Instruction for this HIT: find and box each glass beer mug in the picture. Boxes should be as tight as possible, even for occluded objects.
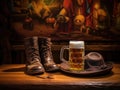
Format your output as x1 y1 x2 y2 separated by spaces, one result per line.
60 41 85 71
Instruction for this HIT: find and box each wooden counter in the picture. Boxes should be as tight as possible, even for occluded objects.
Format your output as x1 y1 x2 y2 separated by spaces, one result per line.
0 64 120 90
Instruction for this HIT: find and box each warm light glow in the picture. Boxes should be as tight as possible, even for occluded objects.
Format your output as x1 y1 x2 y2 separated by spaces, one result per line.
97 9 107 16
94 3 100 10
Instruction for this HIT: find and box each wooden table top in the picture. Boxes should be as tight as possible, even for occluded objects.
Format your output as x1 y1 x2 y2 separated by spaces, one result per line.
0 64 120 90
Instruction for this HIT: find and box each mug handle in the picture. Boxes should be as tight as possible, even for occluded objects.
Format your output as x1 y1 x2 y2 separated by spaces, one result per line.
60 45 69 63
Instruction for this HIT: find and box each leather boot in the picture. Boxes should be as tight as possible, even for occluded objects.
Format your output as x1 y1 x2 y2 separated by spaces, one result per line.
24 36 44 75
39 37 59 72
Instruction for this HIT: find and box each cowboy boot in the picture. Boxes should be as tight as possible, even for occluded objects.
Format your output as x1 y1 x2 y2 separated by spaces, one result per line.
24 36 44 75
39 37 59 72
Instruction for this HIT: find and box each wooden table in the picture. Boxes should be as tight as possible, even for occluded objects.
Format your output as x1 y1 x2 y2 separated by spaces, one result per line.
0 64 120 90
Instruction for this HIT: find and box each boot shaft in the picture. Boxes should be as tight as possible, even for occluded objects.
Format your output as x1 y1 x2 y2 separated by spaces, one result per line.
24 36 39 48
38 37 51 47
24 36 41 63
38 37 53 63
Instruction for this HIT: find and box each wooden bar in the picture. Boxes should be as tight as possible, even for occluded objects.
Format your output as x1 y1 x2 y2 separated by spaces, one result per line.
0 64 120 90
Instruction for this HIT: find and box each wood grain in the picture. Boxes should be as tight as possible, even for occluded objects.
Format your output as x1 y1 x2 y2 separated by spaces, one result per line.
0 64 120 90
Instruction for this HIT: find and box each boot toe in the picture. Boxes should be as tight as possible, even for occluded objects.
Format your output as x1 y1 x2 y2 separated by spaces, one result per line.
26 66 44 75
45 64 59 72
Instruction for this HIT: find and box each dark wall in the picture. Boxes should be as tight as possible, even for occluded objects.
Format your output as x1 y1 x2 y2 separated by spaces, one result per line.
0 0 120 64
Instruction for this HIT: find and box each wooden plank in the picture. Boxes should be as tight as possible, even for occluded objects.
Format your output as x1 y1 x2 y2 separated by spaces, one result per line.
0 64 120 90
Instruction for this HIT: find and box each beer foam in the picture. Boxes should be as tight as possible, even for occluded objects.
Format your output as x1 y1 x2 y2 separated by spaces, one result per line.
69 41 84 48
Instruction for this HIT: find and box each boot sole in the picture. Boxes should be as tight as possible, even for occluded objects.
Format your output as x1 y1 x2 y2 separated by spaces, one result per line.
45 67 60 72
25 68 44 75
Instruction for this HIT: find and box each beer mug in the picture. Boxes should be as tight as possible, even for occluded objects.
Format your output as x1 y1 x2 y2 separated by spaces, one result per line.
60 41 85 71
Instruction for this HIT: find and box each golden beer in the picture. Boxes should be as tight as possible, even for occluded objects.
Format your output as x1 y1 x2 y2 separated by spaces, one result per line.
69 41 85 71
